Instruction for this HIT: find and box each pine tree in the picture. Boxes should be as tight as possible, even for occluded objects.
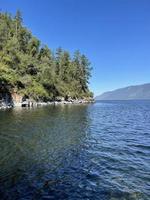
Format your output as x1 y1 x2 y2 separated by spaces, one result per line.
0 11 93 101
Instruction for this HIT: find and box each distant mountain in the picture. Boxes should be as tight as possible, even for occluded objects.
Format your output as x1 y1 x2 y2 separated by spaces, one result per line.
95 83 150 100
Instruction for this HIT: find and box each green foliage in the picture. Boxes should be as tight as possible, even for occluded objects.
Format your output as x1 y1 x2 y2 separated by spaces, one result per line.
0 11 93 101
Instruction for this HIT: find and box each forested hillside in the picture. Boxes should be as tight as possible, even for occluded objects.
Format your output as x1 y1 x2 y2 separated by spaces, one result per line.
0 11 93 102
95 83 150 100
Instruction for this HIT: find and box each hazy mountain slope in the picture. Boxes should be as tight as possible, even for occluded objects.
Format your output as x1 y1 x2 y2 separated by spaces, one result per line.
95 83 150 100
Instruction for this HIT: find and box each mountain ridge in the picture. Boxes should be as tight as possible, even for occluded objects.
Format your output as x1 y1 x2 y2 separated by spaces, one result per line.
95 83 150 100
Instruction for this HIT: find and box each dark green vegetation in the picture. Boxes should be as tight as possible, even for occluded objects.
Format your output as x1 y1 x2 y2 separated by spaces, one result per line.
0 11 93 101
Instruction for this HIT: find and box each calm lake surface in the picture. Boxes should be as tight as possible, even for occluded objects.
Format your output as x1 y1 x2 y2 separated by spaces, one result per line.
0 101 150 200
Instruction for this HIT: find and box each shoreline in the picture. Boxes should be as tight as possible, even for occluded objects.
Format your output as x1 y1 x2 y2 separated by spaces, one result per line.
0 99 95 109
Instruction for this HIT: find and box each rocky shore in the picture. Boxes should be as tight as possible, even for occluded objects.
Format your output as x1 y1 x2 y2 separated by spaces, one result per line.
0 98 94 109
0 87 94 109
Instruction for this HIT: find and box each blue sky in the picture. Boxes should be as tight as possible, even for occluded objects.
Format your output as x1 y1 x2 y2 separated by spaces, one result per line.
1 0 150 96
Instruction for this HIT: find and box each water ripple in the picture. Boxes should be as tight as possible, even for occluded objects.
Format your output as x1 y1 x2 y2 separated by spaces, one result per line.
0 101 150 199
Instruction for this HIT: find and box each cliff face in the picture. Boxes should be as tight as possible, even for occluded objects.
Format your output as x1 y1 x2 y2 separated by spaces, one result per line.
0 84 23 107
11 92 23 107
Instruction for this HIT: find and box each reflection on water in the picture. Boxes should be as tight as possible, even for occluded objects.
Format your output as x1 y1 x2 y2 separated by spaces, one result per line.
0 101 150 200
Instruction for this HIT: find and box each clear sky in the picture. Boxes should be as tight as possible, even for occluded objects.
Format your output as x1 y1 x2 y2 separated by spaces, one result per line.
1 0 150 96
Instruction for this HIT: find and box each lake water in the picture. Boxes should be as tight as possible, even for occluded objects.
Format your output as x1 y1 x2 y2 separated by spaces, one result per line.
0 101 150 200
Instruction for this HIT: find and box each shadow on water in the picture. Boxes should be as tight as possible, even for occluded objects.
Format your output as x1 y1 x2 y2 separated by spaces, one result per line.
0 105 92 199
